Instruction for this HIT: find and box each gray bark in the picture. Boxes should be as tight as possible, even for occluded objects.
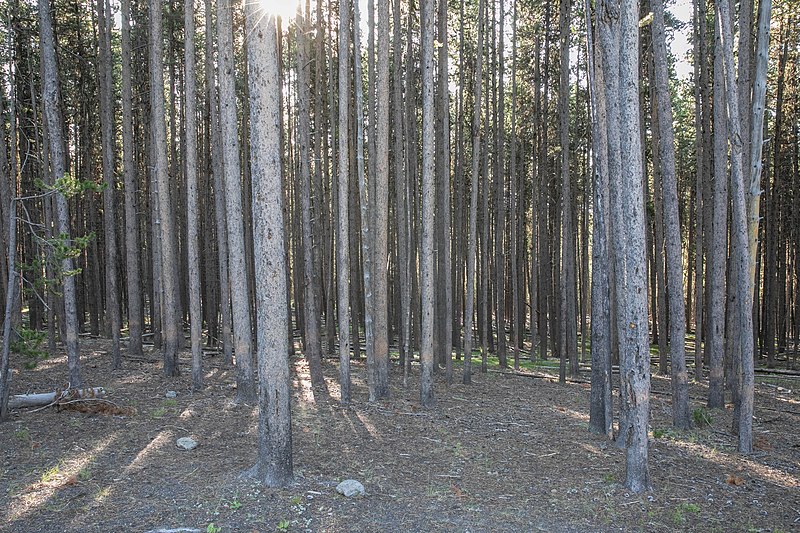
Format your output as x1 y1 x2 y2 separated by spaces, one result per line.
373 0 391 397
96 0 121 370
245 8 293 487
150 0 180 377
218 0 255 403
39 0 82 387
464 0 485 385
185 0 203 390
617 0 651 493
419 0 435 406
708 8 728 409
587 0 612 439
651 0 689 429
337 0 352 404
558 0 577 381
716 0 755 454
296 4 324 389
121 0 143 358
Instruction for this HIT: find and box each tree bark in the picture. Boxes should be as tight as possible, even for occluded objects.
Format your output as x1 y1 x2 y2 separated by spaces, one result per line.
245 7 293 487
651 0 689 429
337 0 353 404
120 0 143 359
419 0 435 407
185 0 203 390
218 0 255 402
296 3 324 389
716 0 755 454
39 0 82 387
149 0 180 377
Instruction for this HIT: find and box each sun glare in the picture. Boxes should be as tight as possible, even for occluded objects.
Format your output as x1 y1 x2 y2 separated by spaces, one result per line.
254 0 301 23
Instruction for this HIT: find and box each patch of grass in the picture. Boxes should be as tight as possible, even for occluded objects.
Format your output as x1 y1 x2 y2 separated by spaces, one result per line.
653 428 666 439
290 495 303 506
602 472 615 484
14 427 30 441
41 462 62 483
163 398 178 408
206 524 221 533
151 407 167 419
78 466 92 481
673 502 700 524
692 407 712 427
276 519 290 531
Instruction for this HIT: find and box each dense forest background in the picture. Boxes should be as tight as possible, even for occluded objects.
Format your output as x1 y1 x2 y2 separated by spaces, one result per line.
0 0 798 504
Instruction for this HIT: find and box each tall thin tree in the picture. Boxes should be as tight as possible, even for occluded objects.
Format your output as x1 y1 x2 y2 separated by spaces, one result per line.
245 5 293 487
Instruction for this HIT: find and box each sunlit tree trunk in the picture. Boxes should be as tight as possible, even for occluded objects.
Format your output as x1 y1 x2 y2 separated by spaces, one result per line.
245 6 293 487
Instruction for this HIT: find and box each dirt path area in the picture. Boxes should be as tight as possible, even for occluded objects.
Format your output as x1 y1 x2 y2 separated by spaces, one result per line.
1 340 798 532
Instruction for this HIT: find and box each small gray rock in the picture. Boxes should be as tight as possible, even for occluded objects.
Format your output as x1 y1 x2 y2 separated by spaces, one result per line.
335 479 365 498
176 437 198 451
165 391 178 398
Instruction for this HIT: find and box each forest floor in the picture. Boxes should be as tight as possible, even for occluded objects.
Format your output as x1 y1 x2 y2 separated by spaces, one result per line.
1 337 799 533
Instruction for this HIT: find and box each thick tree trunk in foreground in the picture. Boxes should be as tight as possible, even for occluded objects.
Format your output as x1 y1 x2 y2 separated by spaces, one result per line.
337 0 352 404
246 7 293 487
587 0 612 439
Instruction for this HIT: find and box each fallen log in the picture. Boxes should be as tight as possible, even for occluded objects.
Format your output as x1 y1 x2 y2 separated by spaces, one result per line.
8 387 106 410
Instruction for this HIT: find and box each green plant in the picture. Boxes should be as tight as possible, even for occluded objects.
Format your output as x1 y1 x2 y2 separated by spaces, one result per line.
692 407 712 427
41 463 62 483
673 502 700 524
151 407 167 419
78 466 92 481
229 497 242 511
290 495 303 506
678 502 700 514
163 398 178 408
277 519 290 531
653 428 666 439
206 524 221 533
10 327 48 369
602 472 615 484
14 427 30 441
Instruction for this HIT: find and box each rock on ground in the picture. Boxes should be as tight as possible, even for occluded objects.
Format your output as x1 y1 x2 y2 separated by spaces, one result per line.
336 479 365 497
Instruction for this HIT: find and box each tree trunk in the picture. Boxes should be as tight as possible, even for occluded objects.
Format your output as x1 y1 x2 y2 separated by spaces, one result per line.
39 0 82 387
120 0 143 358
708 14 728 409
651 0 689 429
185 0 203 390
463 0 485 385
716 0 755 454
96 0 121 370
296 4 324 389
218 0 255 403
337 0 353 404
419 0 435 407
150 0 180 377
245 7 293 487
587 0 612 439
